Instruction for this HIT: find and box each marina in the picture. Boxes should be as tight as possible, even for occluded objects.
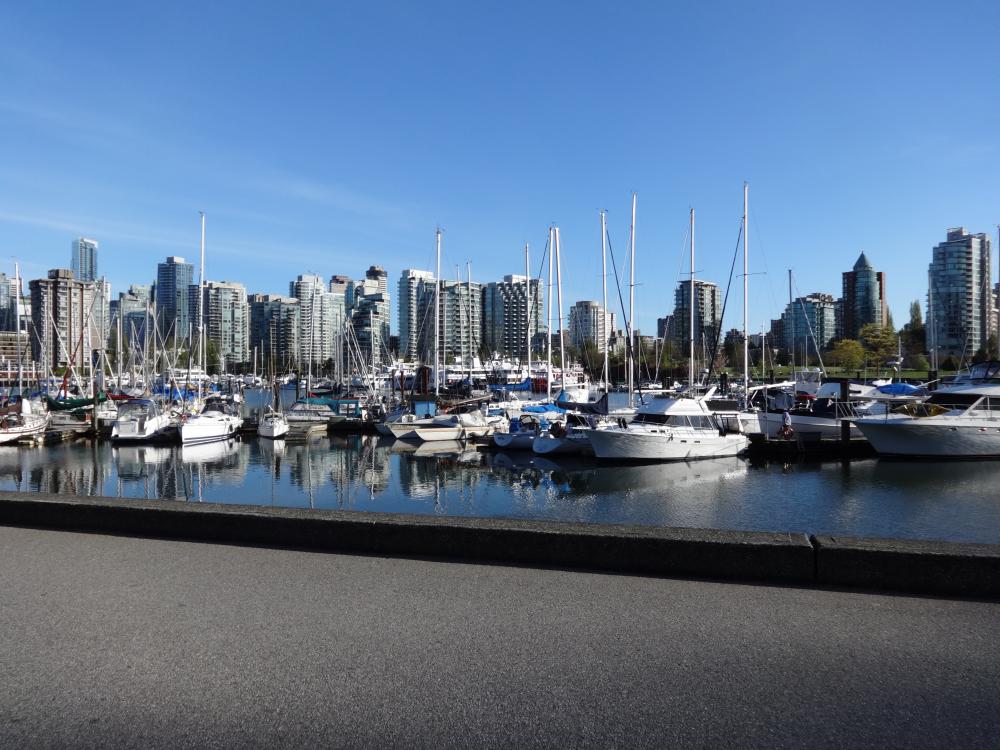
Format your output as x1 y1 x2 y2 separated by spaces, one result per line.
3 434 1000 544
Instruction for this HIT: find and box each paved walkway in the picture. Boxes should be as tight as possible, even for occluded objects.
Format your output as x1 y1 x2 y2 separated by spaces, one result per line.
1 524 998 748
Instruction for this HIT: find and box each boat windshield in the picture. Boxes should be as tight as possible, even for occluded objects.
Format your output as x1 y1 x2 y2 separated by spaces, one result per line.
634 413 716 429
892 392 981 418
118 400 156 419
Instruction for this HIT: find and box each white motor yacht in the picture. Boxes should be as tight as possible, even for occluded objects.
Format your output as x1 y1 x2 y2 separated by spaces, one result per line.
180 397 243 446
584 392 748 461
111 399 175 443
855 364 1000 457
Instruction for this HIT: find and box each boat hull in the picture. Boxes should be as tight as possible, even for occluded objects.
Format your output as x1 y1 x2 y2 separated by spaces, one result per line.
492 432 536 451
111 415 175 443
532 434 593 456
259 418 289 440
855 418 1000 458
180 416 242 446
586 427 748 461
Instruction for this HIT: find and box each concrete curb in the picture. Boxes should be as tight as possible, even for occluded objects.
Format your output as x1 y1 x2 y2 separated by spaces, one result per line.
0 491 812 584
812 534 1000 598
1 491 998 597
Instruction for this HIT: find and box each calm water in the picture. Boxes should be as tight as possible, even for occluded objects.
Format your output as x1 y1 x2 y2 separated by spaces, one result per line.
2 435 999 544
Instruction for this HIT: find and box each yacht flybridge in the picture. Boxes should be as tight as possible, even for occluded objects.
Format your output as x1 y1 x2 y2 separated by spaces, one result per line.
855 361 1000 458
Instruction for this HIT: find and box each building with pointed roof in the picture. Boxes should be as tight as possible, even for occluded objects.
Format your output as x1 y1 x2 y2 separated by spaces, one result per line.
841 251 887 340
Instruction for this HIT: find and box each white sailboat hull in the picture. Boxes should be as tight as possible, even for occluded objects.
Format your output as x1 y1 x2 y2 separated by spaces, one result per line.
532 433 593 456
258 416 289 439
492 432 536 451
180 415 242 445
0 414 49 444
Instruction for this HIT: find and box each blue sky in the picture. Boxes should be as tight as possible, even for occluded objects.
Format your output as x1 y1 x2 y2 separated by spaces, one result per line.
2 1 998 336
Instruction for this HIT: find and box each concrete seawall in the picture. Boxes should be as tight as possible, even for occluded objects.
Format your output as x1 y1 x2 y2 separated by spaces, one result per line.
0 491 997 598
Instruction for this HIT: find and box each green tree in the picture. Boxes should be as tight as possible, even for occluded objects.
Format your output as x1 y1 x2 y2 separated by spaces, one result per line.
828 339 865 371
859 323 897 374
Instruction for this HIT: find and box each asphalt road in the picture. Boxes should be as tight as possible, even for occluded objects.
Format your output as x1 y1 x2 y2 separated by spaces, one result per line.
1 525 998 749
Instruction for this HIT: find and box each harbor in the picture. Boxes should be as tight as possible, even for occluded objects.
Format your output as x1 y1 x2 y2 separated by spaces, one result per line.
4 432 1000 544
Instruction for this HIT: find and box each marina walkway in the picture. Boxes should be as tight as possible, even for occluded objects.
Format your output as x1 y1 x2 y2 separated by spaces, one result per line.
1 524 998 748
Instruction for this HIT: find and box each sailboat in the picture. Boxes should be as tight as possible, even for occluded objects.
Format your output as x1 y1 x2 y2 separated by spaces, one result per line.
0 399 49 445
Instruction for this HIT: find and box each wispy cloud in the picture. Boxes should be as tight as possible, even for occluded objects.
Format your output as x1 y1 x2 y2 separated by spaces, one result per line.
253 174 413 226
0 210 191 251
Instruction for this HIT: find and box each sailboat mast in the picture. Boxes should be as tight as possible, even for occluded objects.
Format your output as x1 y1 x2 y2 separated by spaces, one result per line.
14 262 22 397
555 227 565 392
628 193 636 398
600 210 609 392
198 211 206 391
743 182 749 394
524 243 530 378
434 228 441 398
788 269 794 375
546 227 553 401
467 260 472 383
689 208 695 389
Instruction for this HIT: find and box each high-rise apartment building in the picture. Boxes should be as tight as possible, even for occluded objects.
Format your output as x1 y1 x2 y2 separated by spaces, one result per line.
418 279 483 365
568 300 616 353
29 269 104 369
249 294 300 370
290 274 340 368
0 272 20 332
156 256 194 341
928 227 994 360
351 266 391 365
398 269 434 361
782 293 837 357
483 275 543 359
190 281 249 368
71 237 99 282
841 252 888 339
669 280 723 351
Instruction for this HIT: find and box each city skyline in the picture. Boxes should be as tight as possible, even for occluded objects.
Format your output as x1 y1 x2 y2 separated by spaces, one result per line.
2 3 997 337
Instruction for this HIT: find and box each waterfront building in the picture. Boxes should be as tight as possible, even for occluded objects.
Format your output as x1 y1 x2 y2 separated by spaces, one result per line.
482 275 543 360
841 252 888 339
351 266 391 366
418 279 483 366
398 269 434 361
0 272 20 332
290 274 340 369
155 256 194 343
110 284 152 351
656 316 671 340
329 275 351 296
928 227 994 360
568 300 616 354
781 293 837 357
0 330 32 371
70 237 99 283
29 269 105 369
668 280 723 351
190 281 250 369
249 294 300 370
